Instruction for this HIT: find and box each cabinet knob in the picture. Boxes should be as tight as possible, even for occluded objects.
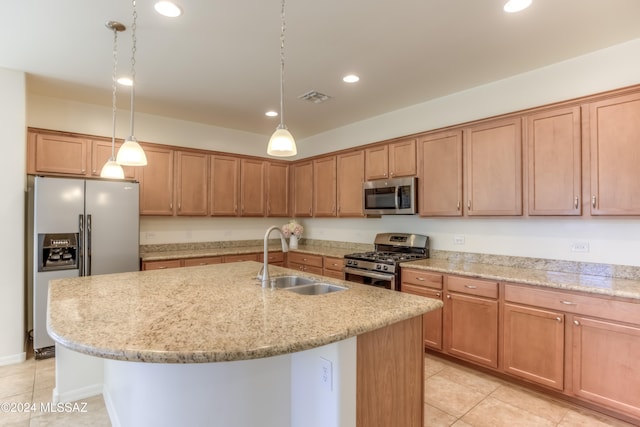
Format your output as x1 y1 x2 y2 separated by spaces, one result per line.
574 320 580 326
574 196 579 209
457 200 461 211
436 292 441 298
446 294 451 299
591 195 596 209
556 317 562 322
467 200 471 210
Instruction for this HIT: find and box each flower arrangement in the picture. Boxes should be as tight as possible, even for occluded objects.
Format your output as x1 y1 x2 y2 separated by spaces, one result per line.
281 220 303 238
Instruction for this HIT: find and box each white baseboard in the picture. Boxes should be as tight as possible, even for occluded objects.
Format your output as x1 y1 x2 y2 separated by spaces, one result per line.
53 383 103 404
0 351 26 366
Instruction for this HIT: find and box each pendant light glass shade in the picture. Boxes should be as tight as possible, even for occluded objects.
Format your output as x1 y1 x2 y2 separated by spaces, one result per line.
116 136 147 165
100 21 126 179
267 126 297 157
267 0 297 157
100 159 125 179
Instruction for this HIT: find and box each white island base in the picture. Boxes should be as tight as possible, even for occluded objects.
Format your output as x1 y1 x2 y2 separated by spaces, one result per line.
102 338 356 427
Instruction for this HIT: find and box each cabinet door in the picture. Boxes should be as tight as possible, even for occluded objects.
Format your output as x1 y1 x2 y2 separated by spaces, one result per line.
418 130 463 216
240 159 265 216
503 304 564 390
465 118 522 216
313 156 337 217
589 93 640 215
444 292 498 368
210 155 239 216
528 106 582 215
175 151 208 216
364 145 389 180
402 284 443 350
291 161 313 217
388 138 416 177
337 150 365 217
33 133 89 176
91 140 137 179
572 316 640 418
139 146 174 215
266 162 289 217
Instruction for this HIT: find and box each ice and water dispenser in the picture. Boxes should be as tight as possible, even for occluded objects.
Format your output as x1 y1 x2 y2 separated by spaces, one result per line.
38 233 79 272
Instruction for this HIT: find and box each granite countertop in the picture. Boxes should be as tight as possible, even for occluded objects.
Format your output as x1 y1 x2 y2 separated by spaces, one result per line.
402 258 640 301
47 261 441 364
140 243 361 262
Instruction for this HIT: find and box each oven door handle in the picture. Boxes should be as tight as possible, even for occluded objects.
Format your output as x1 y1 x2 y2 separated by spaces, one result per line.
344 266 395 281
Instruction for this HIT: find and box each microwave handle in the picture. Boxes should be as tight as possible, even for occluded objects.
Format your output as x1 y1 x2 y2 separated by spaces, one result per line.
395 186 400 211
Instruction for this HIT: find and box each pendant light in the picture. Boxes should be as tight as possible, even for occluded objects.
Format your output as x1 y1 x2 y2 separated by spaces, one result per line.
100 21 126 179
116 0 148 166
267 0 297 157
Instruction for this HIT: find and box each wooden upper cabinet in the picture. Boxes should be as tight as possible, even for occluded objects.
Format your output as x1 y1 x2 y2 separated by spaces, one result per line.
139 145 174 215
266 162 289 217
313 155 337 217
175 151 208 216
589 93 640 215
30 133 89 176
365 139 417 180
418 130 463 216
291 161 313 217
210 155 240 216
240 159 265 216
91 140 136 179
465 117 523 216
527 106 582 216
337 150 365 217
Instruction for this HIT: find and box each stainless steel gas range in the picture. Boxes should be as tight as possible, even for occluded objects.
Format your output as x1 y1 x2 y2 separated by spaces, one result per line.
343 233 429 291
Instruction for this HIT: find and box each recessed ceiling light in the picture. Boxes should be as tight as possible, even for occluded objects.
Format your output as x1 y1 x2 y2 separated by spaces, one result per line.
343 74 360 83
154 1 183 18
265 111 278 117
117 77 133 86
503 0 532 13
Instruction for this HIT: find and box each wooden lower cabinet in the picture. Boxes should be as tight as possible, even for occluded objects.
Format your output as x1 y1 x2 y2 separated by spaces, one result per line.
141 259 182 270
572 315 640 418
258 251 285 267
287 251 324 275
323 256 344 279
224 253 260 263
401 269 444 350
182 256 223 267
444 276 499 369
503 303 564 390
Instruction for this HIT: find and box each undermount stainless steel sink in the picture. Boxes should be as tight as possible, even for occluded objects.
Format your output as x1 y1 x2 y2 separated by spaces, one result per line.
284 282 348 296
269 275 315 288
266 275 348 295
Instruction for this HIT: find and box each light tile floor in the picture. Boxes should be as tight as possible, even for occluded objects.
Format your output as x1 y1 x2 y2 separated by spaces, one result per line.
0 352 636 426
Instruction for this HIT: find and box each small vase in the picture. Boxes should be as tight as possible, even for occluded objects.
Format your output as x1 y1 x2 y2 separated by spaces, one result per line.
289 234 299 249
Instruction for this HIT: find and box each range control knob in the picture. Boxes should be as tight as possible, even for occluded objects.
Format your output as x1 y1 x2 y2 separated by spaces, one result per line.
383 265 389 271
376 265 382 270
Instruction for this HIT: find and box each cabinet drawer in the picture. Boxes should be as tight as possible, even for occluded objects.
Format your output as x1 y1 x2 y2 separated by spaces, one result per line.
142 259 182 270
287 252 323 268
505 284 640 325
323 256 345 272
224 253 259 263
323 269 344 280
447 276 498 299
401 269 443 290
258 251 285 263
288 262 323 275
183 256 223 267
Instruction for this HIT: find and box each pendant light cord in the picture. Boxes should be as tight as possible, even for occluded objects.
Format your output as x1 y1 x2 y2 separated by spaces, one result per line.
111 27 119 160
279 0 286 130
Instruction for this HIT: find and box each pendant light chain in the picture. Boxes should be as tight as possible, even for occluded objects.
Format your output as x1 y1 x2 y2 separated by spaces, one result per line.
111 27 119 160
129 0 137 138
279 0 286 130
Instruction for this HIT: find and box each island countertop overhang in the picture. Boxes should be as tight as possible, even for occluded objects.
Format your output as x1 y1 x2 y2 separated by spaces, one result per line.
47 261 441 364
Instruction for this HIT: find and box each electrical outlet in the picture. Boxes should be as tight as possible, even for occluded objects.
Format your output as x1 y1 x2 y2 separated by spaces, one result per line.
320 357 333 391
145 232 156 241
571 242 590 253
453 235 465 245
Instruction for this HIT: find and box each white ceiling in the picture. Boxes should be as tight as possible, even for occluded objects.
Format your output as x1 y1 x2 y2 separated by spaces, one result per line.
3 0 640 139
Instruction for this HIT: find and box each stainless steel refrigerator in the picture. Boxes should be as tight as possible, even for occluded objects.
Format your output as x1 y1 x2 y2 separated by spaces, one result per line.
27 176 140 358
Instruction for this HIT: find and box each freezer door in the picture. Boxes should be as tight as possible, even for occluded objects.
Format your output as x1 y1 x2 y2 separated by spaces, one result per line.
34 176 84 233
85 180 140 275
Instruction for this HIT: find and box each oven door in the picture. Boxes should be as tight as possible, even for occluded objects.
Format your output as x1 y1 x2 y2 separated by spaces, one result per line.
344 266 396 291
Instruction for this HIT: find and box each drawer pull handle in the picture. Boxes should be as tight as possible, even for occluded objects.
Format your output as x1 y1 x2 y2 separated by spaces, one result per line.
560 300 576 305
574 320 580 326
574 196 579 209
436 292 441 297
591 195 596 209
417 277 425 281
556 317 562 322
457 200 461 211
158 266 167 269
465 285 477 289
446 294 451 299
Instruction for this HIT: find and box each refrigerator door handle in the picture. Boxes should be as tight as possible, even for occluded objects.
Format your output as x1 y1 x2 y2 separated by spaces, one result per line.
87 214 92 276
78 214 85 276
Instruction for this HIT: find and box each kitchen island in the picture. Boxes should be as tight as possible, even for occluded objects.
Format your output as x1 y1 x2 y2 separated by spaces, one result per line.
47 261 441 427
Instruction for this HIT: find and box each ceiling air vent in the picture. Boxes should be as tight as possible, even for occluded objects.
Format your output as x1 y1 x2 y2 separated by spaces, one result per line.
298 90 331 104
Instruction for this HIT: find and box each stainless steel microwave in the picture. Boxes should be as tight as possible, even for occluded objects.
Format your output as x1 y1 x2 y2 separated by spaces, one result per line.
363 177 417 215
